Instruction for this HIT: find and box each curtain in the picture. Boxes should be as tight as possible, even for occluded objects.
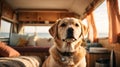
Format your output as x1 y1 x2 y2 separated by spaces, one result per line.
106 0 120 43
18 23 24 34
12 23 18 33
86 13 98 42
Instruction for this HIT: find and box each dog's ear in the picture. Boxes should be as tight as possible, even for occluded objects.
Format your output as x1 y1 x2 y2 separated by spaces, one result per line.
49 19 61 38
82 24 88 36
80 21 88 36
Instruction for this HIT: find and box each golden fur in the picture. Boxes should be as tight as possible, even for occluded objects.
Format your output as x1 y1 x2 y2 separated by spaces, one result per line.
42 18 87 67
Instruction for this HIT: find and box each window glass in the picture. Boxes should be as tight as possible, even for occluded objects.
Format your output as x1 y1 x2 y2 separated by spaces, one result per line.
93 1 109 38
24 26 52 38
0 20 11 38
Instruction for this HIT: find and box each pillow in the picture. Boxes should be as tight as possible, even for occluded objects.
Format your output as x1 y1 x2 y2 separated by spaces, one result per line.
10 33 28 46
17 38 28 47
0 42 20 57
27 35 38 46
36 38 53 47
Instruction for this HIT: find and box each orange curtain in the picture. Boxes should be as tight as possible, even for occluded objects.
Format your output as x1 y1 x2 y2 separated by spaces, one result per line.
86 13 97 42
106 0 120 43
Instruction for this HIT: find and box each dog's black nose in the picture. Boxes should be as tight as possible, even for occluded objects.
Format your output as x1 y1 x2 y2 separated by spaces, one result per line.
67 27 74 38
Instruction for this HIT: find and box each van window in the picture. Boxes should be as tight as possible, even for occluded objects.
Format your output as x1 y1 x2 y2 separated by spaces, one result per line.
93 1 109 38
24 26 52 38
0 20 11 38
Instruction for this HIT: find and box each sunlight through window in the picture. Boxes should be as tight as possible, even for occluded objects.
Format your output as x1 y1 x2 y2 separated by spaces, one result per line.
93 1 109 38
24 26 52 38
0 20 11 38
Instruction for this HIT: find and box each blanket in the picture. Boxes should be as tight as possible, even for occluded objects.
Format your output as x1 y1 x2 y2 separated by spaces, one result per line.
0 56 41 67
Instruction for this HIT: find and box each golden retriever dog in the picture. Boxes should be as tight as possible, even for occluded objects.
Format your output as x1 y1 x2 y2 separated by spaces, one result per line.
42 17 87 67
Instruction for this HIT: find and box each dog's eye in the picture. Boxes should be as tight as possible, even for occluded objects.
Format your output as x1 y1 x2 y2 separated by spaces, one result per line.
60 23 66 27
75 23 79 27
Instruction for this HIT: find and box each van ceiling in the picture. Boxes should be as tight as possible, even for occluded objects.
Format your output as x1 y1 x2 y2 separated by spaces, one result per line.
5 0 104 19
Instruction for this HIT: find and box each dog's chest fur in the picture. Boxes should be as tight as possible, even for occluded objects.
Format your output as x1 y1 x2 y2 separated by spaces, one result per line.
50 46 86 67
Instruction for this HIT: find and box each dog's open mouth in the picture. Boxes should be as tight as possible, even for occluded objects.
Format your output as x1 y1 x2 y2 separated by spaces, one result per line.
62 38 77 43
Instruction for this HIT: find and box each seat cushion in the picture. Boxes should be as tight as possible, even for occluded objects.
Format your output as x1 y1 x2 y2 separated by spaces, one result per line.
0 42 20 57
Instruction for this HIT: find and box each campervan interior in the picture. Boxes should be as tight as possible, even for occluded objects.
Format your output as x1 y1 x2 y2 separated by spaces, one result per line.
0 0 120 67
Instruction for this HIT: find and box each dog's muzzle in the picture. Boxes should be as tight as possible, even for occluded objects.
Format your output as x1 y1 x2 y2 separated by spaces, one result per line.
62 27 76 42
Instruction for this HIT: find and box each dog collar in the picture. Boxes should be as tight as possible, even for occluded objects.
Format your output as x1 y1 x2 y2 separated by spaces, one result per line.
56 48 75 57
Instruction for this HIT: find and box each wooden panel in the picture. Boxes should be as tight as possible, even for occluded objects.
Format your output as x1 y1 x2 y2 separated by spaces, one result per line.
38 12 59 21
13 47 50 62
0 2 1 30
20 52 49 62
2 1 13 19
17 11 78 22
59 13 76 19
18 12 38 21
86 53 110 67
12 13 17 22
0 0 2 16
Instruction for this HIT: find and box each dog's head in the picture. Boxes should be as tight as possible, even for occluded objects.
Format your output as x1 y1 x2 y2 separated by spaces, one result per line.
49 18 87 52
